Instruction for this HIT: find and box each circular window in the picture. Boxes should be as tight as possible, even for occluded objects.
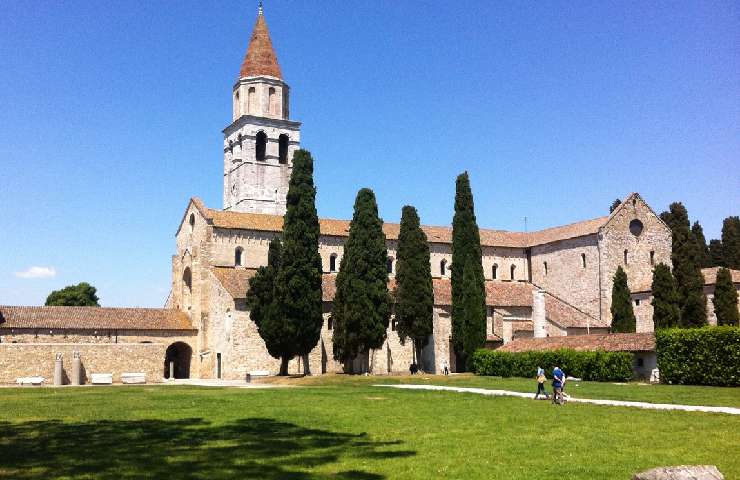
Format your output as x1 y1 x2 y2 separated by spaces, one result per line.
629 219 644 237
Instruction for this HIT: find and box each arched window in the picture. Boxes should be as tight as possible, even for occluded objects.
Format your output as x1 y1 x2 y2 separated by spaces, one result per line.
581 253 586 269
188 213 195 233
544 262 548 276
387 257 394 274
329 254 337 272
440 259 447 276
268 87 277 115
247 87 256 114
235 247 243 267
278 134 289 164
624 249 628 265
492 264 498 280
650 250 655 266
255 131 267 161
234 90 240 116
183 267 192 292
510 264 516 280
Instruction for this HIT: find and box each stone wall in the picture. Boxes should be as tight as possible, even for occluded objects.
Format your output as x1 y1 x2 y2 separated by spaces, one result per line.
599 194 672 326
530 235 600 318
0 343 169 384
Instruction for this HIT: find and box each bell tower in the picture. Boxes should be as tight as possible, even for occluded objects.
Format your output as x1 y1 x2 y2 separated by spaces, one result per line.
223 4 301 214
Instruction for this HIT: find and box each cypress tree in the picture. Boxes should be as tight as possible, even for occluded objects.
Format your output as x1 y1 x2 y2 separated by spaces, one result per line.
713 267 739 326
460 257 487 358
650 263 680 329
721 216 740 269
331 188 391 372
708 239 724 268
691 221 710 268
609 198 622 213
394 205 434 369
610 266 636 333
450 172 486 369
246 237 294 375
274 149 324 375
661 202 707 327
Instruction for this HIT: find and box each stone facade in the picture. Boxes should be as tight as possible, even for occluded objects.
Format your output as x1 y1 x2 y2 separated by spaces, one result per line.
0 343 170 384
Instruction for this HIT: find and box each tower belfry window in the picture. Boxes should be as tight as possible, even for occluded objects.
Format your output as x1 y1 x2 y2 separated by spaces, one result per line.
278 134 289 164
247 87 256 114
256 131 267 161
440 259 447 277
492 264 498 280
510 264 516 280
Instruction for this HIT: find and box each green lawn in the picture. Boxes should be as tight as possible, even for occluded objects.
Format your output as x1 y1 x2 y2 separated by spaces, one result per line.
1 381 739 479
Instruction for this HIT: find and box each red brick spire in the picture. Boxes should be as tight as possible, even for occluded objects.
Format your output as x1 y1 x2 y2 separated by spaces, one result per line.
239 4 282 79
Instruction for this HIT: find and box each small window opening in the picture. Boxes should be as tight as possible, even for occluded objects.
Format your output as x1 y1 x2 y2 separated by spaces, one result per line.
510 264 516 280
391 319 397 331
440 259 447 276
247 87 256 114
328 318 333 330
255 131 267 161
235 247 243 267
278 134 289 164
387 257 394 274
329 254 337 272
544 261 548 276
188 213 195 233
183 267 192 292
268 87 277 115
650 251 655 266
637 357 644 367
581 253 586 269
634 298 641 306
492 264 498 280
624 249 628 265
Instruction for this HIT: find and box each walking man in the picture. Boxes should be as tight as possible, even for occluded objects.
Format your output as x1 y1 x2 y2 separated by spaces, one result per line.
552 365 565 404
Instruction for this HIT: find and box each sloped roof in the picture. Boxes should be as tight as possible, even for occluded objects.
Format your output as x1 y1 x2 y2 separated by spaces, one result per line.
239 10 282 79
498 332 655 353
198 199 606 248
212 267 600 329
0 306 195 331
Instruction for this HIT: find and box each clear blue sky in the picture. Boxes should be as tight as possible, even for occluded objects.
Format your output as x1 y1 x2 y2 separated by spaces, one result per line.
1 1 738 307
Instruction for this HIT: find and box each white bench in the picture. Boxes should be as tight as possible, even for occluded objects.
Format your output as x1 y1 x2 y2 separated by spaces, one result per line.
16 376 45 386
90 373 113 385
121 373 146 384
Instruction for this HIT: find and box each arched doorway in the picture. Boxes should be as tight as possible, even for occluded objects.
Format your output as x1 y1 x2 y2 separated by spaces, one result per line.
164 342 192 379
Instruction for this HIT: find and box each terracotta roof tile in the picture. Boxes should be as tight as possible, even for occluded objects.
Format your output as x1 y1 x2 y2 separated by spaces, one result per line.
498 332 655 353
239 12 281 79
202 201 606 248
0 306 194 331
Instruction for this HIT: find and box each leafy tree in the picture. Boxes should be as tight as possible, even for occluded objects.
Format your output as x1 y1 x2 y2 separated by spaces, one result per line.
45 282 100 306
691 221 710 268
721 216 740 269
609 198 622 213
650 263 680 329
660 202 707 327
713 267 739 326
450 172 486 370
610 266 636 333
274 149 323 375
331 188 391 372
246 238 294 375
708 239 724 268
394 205 434 369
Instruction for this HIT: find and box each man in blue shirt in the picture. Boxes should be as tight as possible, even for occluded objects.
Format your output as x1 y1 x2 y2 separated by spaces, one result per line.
552 366 565 404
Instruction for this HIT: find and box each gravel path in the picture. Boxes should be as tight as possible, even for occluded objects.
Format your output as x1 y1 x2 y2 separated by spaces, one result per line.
375 384 740 415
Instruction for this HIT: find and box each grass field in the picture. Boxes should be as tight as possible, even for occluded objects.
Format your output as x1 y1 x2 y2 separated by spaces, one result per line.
1 376 739 479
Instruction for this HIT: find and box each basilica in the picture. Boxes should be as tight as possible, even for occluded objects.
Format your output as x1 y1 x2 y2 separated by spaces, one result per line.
1 8 733 384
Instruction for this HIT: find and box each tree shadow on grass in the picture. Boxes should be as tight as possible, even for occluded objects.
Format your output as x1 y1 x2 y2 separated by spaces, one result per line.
0 418 414 479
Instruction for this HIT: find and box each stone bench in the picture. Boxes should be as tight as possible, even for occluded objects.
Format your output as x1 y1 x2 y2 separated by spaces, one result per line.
90 373 113 385
16 376 45 386
246 370 270 382
121 373 146 384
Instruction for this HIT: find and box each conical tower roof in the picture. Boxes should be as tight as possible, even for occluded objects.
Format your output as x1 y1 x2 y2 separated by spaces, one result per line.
239 6 282 79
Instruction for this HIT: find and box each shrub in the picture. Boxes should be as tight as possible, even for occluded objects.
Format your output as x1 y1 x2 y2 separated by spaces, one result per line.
656 326 740 386
470 348 633 382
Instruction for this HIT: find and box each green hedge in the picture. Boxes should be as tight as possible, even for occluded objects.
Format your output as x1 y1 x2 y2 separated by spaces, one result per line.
656 326 740 386
470 348 633 382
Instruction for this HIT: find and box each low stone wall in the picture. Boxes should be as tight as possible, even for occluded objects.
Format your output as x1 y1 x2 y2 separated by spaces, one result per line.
0 343 167 385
